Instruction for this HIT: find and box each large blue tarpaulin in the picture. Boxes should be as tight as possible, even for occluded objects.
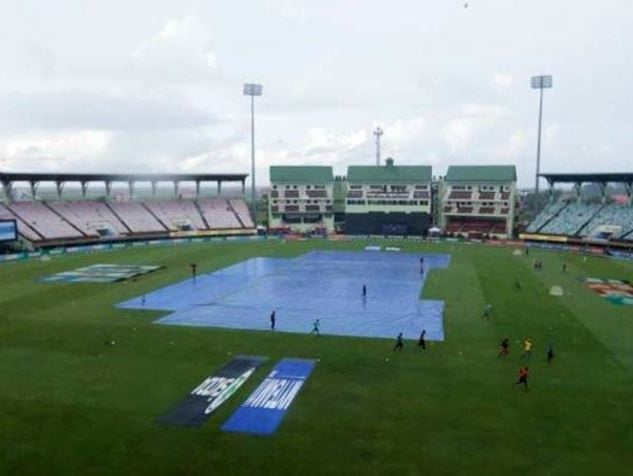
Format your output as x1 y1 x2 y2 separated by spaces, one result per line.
221 358 316 435
117 250 450 341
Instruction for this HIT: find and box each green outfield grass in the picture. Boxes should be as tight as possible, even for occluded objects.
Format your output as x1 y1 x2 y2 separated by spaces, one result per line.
1 239 632 475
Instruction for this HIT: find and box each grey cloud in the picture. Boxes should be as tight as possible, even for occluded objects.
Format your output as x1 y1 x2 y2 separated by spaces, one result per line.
0 92 216 131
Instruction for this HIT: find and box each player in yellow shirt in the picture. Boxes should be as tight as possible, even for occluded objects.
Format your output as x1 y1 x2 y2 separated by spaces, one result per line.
521 338 533 359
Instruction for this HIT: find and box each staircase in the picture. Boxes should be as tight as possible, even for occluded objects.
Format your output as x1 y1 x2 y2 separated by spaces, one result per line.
104 202 133 234
4 206 45 241
141 202 170 231
621 227 633 240
227 200 246 228
193 200 211 229
44 202 89 237
575 204 606 236
535 202 569 233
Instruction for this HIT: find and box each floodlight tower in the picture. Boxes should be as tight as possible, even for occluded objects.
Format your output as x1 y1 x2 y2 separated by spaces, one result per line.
243 83 263 218
373 127 383 166
530 75 553 195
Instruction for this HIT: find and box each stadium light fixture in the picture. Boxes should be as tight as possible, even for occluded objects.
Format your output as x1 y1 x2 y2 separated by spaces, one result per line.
243 83 263 96
531 75 553 196
243 83 263 219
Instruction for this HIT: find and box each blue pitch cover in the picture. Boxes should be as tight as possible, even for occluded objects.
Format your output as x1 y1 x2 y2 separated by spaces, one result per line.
123 251 451 341
222 358 316 435
158 355 266 427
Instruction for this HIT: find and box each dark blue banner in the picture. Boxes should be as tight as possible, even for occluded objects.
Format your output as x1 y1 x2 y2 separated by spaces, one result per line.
222 358 316 435
158 355 266 427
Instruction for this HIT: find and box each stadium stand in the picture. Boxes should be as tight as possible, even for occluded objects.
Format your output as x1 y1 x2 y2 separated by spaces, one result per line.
478 206 496 214
478 191 496 200
0 203 43 241
50 201 129 237
106 202 167 234
197 198 243 229
229 199 255 228
440 165 517 237
491 222 506 234
446 222 461 233
449 190 473 200
526 201 568 232
528 200 633 240
343 160 432 236
269 166 335 234
579 204 633 239
539 203 603 236
0 197 255 244
7 201 84 240
445 218 507 235
0 172 256 246
143 200 207 231
525 173 633 243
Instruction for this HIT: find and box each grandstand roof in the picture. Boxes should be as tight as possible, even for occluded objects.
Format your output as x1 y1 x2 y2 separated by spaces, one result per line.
347 164 432 184
269 166 334 184
445 165 517 183
0 172 247 183
540 173 633 184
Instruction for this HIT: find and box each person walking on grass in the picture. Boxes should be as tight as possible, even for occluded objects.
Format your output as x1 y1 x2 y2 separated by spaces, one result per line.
393 332 404 352
310 318 320 337
481 303 492 320
514 277 522 291
498 337 510 358
514 367 529 391
418 329 427 350
270 310 276 331
547 344 555 364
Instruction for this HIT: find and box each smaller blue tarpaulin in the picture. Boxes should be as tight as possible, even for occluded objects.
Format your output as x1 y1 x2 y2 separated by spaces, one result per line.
222 358 316 435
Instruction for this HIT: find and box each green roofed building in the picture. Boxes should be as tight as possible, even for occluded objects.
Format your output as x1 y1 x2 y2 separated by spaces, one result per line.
440 165 517 238
345 158 433 236
268 166 335 233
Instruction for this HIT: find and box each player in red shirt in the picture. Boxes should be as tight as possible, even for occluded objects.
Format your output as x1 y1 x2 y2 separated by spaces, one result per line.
514 366 529 391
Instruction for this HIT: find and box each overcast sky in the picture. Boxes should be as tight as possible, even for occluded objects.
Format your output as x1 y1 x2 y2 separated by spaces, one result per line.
0 0 631 187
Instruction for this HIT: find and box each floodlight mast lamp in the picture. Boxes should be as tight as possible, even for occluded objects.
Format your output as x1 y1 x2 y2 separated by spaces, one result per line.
531 75 553 196
243 83 263 219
